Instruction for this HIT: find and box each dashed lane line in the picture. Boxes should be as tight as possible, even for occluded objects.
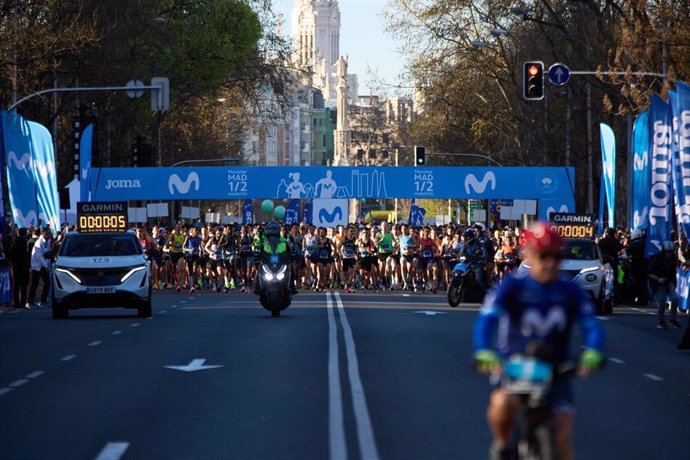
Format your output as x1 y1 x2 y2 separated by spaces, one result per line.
94 442 130 460
644 373 664 382
112 331 123 335
631 307 655 315
0 388 13 396
61 354 77 361
609 358 625 364
88 341 103 347
9 379 29 388
27 371 45 379
159 310 167 314
130 323 140 327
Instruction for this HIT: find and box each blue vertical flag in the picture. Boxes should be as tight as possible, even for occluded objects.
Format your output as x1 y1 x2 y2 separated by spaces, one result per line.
80 123 93 202
242 199 253 224
2 110 39 227
672 81 690 310
284 199 300 225
599 123 616 228
631 111 650 230
645 95 673 258
28 119 60 230
0 116 5 239
302 199 313 224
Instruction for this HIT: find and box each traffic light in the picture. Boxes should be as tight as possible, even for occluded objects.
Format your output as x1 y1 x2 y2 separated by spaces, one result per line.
415 145 426 166
523 61 544 100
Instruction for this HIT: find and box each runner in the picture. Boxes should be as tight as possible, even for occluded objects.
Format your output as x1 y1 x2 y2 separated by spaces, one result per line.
182 226 202 293
339 225 359 293
376 221 396 290
399 224 418 291
357 227 378 291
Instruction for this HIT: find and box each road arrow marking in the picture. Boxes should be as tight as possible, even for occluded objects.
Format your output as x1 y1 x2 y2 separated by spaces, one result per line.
164 359 223 372
414 311 447 316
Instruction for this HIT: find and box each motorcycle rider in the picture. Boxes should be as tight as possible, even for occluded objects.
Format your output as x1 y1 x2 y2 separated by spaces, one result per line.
256 221 296 295
460 228 488 290
473 222 605 460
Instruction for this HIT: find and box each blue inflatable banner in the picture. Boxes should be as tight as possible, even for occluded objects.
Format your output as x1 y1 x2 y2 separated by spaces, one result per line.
671 82 690 240
284 199 300 225
600 123 616 227
645 95 673 258
632 111 650 230
2 110 60 230
88 166 575 219
676 267 690 312
302 199 312 224
0 120 5 239
242 199 253 225
80 123 93 202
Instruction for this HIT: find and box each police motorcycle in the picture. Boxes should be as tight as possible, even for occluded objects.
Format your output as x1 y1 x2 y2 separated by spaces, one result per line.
255 221 293 317
447 254 486 306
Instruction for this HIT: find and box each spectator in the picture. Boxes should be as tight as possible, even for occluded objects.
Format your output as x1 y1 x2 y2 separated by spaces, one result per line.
9 228 30 309
0 240 11 306
647 241 682 330
27 227 52 309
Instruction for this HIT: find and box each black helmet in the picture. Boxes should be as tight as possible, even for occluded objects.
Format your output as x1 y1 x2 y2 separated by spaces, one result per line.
463 229 476 240
265 220 281 237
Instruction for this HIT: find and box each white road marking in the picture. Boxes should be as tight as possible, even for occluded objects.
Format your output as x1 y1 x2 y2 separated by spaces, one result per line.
94 442 130 460
9 379 29 387
26 371 45 379
609 358 625 364
88 341 102 347
130 323 140 327
187 296 194 300
112 331 123 335
61 354 77 361
402 294 411 297
414 311 447 316
595 316 610 321
326 292 347 460
644 373 664 382
334 291 381 460
0 388 13 396
170 305 178 308
631 308 654 315
159 310 167 314
146 317 154 320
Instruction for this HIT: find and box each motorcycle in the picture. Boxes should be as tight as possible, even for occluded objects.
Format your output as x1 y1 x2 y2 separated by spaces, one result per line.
257 253 292 317
447 256 486 307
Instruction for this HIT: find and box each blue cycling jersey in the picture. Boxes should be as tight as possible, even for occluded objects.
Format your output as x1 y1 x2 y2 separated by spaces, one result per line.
473 273 605 365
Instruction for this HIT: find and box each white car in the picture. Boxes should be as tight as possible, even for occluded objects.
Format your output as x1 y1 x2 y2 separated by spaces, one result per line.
517 238 615 314
51 232 151 319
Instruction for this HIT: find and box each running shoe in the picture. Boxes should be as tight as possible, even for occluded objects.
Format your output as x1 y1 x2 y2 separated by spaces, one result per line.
657 320 668 330
190 287 196 294
670 319 682 329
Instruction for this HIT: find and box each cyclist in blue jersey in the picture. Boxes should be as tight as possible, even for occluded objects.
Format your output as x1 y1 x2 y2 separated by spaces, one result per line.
473 221 605 460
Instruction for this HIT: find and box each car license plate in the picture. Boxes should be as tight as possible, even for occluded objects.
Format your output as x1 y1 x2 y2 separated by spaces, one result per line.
86 287 116 294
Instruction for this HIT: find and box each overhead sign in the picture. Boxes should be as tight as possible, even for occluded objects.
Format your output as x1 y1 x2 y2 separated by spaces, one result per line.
549 212 595 239
77 201 128 233
548 63 570 86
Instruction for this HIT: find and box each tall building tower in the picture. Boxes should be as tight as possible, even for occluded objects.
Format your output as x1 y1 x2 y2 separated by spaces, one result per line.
292 0 341 102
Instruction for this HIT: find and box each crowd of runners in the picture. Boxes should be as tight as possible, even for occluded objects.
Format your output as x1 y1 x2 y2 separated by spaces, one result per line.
132 221 522 294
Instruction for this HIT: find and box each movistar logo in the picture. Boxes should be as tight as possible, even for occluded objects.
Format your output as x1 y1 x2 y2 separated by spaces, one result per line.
105 179 142 190
546 205 568 217
633 152 648 171
521 307 566 337
169 172 200 195
33 159 55 178
318 206 343 224
633 207 648 228
7 151 31 170
464 172 496 194
12 208 38 227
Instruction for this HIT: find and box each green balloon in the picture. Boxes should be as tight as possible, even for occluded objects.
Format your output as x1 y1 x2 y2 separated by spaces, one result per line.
273 205 286 220
261 199 274 213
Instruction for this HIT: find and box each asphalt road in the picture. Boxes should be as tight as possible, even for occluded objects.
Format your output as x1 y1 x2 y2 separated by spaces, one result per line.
1 291 689 460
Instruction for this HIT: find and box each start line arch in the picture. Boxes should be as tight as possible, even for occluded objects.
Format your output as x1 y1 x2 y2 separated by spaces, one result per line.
88 166 575 220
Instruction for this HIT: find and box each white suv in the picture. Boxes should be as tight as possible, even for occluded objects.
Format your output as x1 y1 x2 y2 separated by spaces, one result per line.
51 232 151 319
518 239 614 314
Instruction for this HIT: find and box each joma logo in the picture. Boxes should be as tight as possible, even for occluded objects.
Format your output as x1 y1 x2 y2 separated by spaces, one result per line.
105 179 142 190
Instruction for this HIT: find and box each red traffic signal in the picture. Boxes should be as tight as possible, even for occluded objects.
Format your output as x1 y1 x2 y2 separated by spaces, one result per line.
523 61 544 100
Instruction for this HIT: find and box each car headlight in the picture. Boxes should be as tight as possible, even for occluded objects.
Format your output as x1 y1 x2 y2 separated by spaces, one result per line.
55 267 81 284
579 266 600 274
276 272 285 281
121 266 147 283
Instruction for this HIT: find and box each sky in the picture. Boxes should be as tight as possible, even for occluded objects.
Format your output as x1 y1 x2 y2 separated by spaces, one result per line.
272 0 409 96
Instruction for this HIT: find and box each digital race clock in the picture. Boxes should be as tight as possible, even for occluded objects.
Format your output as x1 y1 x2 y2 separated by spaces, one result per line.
77 201 128 233
549 212 596 239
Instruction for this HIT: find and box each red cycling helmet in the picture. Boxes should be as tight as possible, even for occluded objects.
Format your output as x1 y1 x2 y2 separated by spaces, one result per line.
523 221 565 254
